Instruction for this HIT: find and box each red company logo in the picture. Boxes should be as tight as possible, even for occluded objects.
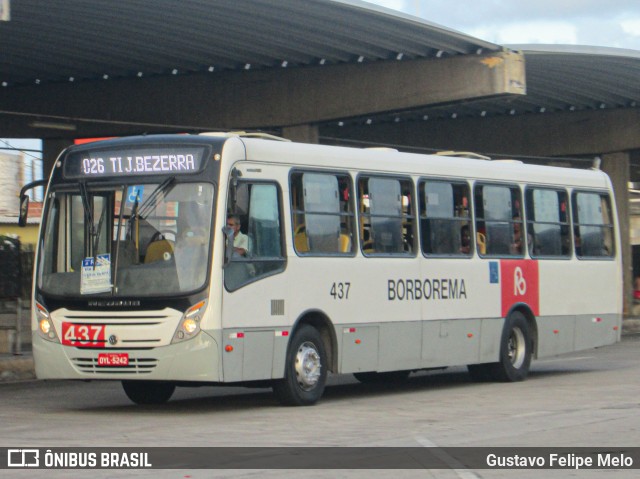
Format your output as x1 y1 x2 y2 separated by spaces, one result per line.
500 260 539 317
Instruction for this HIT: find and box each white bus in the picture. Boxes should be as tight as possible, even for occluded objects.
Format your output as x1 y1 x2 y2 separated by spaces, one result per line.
19 133 622 405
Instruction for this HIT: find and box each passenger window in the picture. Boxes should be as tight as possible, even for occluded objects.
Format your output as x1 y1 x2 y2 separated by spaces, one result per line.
525 188 570 257
358 176 415 255
475 184 524 256
225 182 285 291
572 191 615 258
290 172 355 255
419 180 471 256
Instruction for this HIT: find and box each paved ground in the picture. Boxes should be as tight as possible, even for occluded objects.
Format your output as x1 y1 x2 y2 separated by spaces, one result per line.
1 332 639 478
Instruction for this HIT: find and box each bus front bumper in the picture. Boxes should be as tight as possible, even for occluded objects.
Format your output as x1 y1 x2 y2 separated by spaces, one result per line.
32 330 221 382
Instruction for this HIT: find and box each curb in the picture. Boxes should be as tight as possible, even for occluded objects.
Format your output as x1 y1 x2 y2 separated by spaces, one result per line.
0 354 35 382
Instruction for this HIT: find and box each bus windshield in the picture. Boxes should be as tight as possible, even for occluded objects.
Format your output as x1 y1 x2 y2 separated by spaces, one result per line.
38 181 214 297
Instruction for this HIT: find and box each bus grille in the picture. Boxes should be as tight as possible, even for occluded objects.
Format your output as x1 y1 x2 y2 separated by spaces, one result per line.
71 357 158 374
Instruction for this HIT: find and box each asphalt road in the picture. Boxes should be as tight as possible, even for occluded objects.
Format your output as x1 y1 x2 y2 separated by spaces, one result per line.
2 335 639 479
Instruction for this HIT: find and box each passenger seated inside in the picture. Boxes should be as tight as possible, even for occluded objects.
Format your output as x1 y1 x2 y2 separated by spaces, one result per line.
460 224 471 254
510 216 531 255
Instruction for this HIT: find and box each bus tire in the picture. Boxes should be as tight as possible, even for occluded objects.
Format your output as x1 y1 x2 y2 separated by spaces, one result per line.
272 325 327 406
122 380 175 405
492 311 532 382
467 312 532 382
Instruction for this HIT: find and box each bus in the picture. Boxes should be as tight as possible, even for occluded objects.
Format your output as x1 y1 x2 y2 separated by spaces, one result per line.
19 132 622 405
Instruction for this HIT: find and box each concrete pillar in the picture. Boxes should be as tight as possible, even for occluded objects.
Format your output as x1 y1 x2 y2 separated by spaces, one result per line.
42 139 73 180
282 124 319 144
601 152 632 315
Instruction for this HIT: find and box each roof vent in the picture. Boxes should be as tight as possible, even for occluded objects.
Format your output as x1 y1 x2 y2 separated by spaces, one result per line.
435 151 491 160
200 131 290 142
365 147 398 152
493 159 523 164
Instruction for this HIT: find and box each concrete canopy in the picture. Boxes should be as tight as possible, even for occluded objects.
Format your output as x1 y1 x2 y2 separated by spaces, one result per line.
0 0 521 139
0 0 638 171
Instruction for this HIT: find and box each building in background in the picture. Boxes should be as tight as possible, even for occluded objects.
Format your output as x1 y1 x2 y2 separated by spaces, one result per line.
0 149 42 245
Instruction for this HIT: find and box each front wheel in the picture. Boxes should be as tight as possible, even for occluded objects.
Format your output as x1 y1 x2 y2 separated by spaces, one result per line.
273 325 327 406
122 380 175 405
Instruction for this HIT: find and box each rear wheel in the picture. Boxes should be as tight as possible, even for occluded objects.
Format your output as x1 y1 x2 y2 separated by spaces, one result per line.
493 311 532 382
122 380 175 405
273 325 327 406
467 311 532 382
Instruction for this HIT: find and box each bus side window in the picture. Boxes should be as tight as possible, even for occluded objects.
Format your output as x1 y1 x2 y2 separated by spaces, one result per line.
290 171 355 255
225 182 285 291
572 191 615 258
475 184 523 257
525 188 569 258
358 176 416 256
419 180 471 256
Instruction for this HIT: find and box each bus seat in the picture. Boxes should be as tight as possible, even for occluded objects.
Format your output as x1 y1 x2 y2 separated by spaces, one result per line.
339 233 352 253
145 240 174 263
294 224 309 252
476 232 486 255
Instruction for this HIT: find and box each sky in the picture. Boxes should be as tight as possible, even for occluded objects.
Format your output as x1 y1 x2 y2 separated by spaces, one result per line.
367 0 640 50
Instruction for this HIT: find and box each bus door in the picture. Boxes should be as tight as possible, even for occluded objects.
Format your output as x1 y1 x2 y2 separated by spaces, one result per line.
221 179 288 382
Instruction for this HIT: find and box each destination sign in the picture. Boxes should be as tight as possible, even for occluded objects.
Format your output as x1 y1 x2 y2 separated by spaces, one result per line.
63 146 209 179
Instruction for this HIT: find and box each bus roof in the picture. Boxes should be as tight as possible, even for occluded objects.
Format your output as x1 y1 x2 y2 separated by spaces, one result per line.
62 133 611 191
235 136 611 190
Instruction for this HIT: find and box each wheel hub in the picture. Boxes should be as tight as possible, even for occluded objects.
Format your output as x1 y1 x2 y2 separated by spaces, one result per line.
294 341 322 391
508 327 526 369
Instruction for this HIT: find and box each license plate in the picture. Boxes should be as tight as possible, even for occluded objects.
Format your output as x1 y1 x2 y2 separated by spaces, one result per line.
61 323 106 348
97 353 129 367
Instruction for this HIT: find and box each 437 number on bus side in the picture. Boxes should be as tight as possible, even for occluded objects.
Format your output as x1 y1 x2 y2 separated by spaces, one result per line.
330 282 351 300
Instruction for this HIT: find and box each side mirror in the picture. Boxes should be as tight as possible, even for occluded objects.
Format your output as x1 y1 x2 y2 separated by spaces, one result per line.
222 226 235 268
18 194 29 227
18 179 47 227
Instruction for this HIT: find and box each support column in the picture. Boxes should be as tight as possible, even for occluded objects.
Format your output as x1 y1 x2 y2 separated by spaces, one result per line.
601 152 632 315
282 124 319 144
42 139 73 180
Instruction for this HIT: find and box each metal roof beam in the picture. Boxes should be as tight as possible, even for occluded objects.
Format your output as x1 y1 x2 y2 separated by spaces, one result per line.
0 51 525 135
321 107 640 157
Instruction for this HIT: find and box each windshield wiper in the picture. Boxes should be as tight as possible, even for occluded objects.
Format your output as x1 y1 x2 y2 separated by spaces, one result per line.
127 190 141 264
112 185 127 293
78 182 95 238
78 182 100 269
137 176 176 220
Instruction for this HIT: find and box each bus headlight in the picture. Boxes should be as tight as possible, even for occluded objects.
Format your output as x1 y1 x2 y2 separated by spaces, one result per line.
172 300 206 344
36 301 59 343
183 318 198 334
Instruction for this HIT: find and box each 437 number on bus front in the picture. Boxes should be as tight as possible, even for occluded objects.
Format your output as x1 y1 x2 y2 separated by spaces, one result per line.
61 323 106 347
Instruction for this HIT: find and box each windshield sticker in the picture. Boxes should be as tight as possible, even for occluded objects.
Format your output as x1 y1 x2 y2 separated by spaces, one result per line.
126 185 144 206
81 254 112 294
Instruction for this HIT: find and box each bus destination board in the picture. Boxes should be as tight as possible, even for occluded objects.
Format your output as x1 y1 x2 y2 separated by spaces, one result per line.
63 146 208 179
